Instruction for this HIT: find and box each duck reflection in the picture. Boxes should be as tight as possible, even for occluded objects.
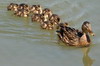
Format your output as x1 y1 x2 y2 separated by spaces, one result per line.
82 47 94 66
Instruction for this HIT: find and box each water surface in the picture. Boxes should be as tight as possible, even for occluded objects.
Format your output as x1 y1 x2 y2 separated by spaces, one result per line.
0 0 99 66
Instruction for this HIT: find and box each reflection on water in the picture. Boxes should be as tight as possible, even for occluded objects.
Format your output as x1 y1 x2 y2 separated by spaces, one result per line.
82 47 94 66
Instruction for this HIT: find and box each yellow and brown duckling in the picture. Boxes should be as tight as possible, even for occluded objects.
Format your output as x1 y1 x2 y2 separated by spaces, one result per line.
31 12 50 23
14 9 29 17
30 5 42 14
31 14 42 22
42 8 53 19
49 14 61 25
40 21 54 30
7 3 19 11
40 13 50 22
56 21 95 47
18 3 30 10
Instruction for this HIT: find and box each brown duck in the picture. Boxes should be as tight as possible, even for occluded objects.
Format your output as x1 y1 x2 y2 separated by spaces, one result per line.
56 21 95 47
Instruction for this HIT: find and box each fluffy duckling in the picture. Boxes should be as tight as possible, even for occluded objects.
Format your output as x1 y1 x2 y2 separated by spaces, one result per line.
30 5 42 14
7 3 18 11
40 13 49 22
42 8 53 19
40 21 54 30
14 9 29 17
18 3 30 10
49 14 61 25
56 21 95 47
31 13 49 22
31 14 42 22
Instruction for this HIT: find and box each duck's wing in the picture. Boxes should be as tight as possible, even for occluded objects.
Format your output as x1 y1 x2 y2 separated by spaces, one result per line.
62 27 80 46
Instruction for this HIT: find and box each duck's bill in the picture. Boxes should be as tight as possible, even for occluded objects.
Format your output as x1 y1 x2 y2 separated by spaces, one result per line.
89 31 95 36
90 32 95 36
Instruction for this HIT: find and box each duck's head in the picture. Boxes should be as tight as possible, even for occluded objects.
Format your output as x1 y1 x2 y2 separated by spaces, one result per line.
82 21 95 36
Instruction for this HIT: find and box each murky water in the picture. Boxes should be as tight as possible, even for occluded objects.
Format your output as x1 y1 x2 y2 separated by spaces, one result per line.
0 0 99 66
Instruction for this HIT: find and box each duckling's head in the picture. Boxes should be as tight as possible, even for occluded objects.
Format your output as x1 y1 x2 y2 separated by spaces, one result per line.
82 21 95 36
30 5 36 11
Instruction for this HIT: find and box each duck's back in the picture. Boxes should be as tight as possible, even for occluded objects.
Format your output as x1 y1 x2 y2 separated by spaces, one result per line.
62 27 80 46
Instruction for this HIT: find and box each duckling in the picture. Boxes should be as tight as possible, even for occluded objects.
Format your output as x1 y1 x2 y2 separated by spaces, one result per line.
30 5 42 14
56 21 95 47
42 8 53 19
31 14 42 22
18 3 30 10
7 3 18 11
31 13 49 23
14 9 29 17
40 13 49 22
49 14 61 25
14 10 21 16
21 9 29 17
40 21 48 29
40 21 54 30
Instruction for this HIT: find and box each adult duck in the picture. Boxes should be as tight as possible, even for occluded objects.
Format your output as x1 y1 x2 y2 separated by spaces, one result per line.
56 21 95 47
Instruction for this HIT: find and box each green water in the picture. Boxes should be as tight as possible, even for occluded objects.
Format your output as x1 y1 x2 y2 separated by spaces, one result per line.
0 0 99 66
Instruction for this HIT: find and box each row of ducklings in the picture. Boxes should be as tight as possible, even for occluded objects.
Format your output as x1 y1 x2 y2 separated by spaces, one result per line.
7 3 95 47
7 3 60 30
7 3 30 17
32 13 60 30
